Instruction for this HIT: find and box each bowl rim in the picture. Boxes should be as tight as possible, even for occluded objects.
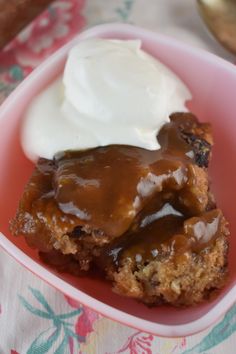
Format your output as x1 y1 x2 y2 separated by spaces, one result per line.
0 22 236 337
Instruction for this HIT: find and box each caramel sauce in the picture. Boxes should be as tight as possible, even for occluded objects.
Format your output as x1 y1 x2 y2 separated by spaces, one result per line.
102 207 222 268
104 203 185 267
22 113 221 268
54 115 195 237
183 209 222 251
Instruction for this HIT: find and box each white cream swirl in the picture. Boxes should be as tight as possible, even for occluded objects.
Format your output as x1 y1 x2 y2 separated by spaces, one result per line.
22 38 191 161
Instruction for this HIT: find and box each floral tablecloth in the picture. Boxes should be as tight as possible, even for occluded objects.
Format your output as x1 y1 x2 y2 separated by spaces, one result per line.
0 1 236 353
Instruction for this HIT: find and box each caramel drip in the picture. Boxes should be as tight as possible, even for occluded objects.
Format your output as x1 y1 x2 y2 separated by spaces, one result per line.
54 115 195 237
25 113 221 268
102 207 222 268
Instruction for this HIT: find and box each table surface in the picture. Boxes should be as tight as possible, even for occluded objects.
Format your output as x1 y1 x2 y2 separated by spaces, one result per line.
0 1 235 353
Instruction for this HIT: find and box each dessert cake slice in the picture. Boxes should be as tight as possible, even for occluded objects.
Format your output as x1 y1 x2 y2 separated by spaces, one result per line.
11 112 229 306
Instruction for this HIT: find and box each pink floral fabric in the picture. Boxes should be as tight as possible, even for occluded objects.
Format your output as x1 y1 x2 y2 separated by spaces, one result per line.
1 0 236 353
65 295 99 339
0 0 85 102
7 0 85 68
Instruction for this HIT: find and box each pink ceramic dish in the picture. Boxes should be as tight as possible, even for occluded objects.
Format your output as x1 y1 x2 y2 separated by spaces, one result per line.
0 23 236 337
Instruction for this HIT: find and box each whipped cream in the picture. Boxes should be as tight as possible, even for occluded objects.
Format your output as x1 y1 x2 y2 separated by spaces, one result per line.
22 38 191 161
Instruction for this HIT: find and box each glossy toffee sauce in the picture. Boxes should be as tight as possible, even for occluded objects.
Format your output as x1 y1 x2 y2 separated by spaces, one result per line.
36 114 221 266
103 207 222 267
54 115 193 236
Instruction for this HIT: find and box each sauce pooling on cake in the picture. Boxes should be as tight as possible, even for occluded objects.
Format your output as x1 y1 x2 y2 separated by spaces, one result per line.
54 114 194 237
17 113 221 267
103 207 223 268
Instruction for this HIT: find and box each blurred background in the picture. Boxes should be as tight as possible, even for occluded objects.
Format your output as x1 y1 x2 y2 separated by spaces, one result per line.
0 0 234 103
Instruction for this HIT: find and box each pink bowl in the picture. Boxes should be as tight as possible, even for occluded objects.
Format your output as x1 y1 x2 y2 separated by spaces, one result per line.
0 23 236 337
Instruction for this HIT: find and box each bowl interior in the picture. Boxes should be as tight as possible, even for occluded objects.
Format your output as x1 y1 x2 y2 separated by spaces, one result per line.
0 26 236 328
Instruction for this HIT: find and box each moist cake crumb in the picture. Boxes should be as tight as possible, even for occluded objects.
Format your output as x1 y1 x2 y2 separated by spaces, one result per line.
10 112 229 306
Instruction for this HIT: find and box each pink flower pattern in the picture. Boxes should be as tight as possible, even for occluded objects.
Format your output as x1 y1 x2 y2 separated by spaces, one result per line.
64 295 99 339
111 331 154 354
7 0 86 68
0 0 86 103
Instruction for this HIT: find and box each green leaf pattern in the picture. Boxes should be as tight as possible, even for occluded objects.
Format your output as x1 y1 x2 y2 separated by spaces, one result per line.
19 287 236 354
26 327 61 354
183 303 236 353
19 287 83 354
115 0 135 22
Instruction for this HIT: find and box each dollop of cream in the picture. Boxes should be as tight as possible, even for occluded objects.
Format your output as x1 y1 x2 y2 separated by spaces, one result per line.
22 38 191 161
